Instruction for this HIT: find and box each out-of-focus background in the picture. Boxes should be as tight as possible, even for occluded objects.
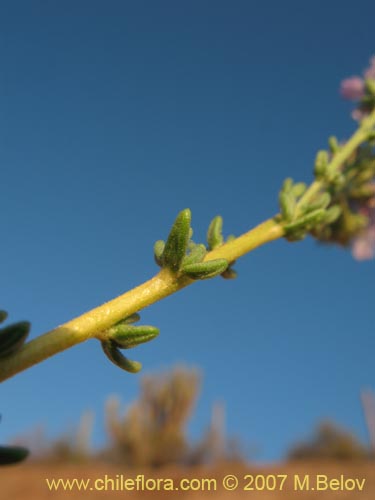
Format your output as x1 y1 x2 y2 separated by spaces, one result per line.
1 1 375 490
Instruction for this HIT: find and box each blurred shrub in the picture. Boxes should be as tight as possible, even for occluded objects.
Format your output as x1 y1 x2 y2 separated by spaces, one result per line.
104 366 243 467
288 420 371 461
105 366 200 466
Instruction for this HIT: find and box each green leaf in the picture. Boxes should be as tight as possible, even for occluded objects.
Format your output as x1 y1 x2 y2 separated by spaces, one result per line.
0 311 8 324
291 183 307 198
207 216 224 250
324 205 342 224
284 209 326 233
0 321 30 359
279 191 296 221
182 243 207 266
101 340 142 373
182 259 229 280
304 192 331 212
314 150 329 178
328 136 340 153
107 324 159 349
161 209 191 272
282 178 293 192
153 240 165 267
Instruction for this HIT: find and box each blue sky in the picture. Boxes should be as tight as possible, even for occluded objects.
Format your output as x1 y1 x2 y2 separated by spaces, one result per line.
1 1 374 462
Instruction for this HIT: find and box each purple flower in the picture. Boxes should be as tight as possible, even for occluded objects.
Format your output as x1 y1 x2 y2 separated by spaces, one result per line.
351 108 366 121
340 77 365 100
340 56 375 105
352 197 375 260
340 56 375 122
352 226 375 260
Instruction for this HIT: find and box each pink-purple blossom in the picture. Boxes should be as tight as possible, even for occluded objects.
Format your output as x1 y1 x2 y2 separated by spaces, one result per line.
352 225 375 260
352 198 375 260
340 56 375 103
340 77 365 100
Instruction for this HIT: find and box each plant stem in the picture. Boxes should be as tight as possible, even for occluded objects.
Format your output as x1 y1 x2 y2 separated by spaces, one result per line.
0 218 283 382
2 109 374 383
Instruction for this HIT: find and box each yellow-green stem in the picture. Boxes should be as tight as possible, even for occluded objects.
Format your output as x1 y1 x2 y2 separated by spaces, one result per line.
2 108 375 383
0 218 283 382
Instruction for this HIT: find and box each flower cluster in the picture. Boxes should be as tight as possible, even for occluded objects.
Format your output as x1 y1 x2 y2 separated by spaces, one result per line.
278 54 375 261
295 57 375 260
310 143 375 260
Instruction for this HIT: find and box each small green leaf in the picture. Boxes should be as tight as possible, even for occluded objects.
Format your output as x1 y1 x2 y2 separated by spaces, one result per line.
279 191 296 221
330 173 345 188
0 321 30 359
0 446 29 465
207 216 224 250
303 192 331 212
182 259 229 280
153 240 165 266
291 183 307 198
314 150 329 178
284 209 326 233
182 243 207 266
324 205 342 224
161 208 191 272
0 311 8 324
328 136 340 154
107 324 159 349
282 178 293 192
101 340 142 373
